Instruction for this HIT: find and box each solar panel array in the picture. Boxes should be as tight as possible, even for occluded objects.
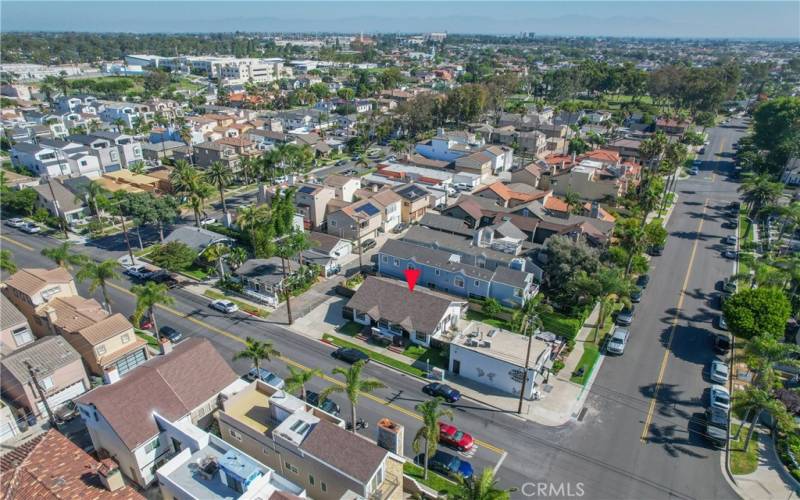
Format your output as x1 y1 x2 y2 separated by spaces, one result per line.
356 203 380 216
298 186 316 194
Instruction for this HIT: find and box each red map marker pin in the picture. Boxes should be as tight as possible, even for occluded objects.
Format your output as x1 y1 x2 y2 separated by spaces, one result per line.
404 268 421 292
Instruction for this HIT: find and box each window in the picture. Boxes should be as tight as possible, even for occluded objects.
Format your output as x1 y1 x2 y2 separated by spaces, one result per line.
309 475 315 486
415 331 427 342
435 269 440 276
121 333 130 344
285 461 299 474
229 429 242 441
321 482 327 492
11 327 33 347
40 376 54 390
406 264 415 270
381 255 388 263
454 277 465 288
96 345 107 356
330 220 337 227
144 437 160 453
393 259 399 266
475 280 480 287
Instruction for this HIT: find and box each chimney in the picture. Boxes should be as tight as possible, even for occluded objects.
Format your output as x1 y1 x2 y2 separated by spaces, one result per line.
103 366 120 385
44 306 58 335
97 458 125 492
376 418 404 456
591 201 600 219
160 337 173 355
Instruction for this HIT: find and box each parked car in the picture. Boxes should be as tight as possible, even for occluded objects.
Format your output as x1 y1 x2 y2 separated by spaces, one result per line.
392 223 407 234
636 274 650 289
244 367 285 388
710 385 731 411
200 216 216 226
709 360 729 384
454 182 472 192
647 245 664 256
616 306 635 326
689 166 699 175
630 287 643 303
360 239 377 251
5 218 26 228
438 422 474 451
415 451 473 480
306 390 341 416
722 249 737 259
125 265 153 280
714 333 731 354
19 222 41 234
331 347 370 364
724 235 737 246
422 383 461 403
717 315 728 331
722 278 737 294
159 325 183 343
607 326 631 355
210 299 239 314
705 406 729 448
148 271 180 289
54 401 79 423
335 159 347 166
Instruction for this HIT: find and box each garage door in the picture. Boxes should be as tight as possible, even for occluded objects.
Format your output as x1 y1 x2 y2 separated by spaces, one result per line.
115 348 146 376
36 381 87 415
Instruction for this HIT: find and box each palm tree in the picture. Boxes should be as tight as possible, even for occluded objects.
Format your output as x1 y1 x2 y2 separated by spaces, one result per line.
276 231 312 325
233 337 281 379
227 246 248 271
76 180 110 225
204 242 229 280
41 242 85 270
171 161 212 227
205 161 234 217
562 191 581 214
0 249 17 274
454 468 514 500
734 386 793 451
412 398 454 480
738 173 784 219
76 259 120 312
128 161 146 175
616 221 646 276
284 366 321 401
236 204 270 245
131 281 174 340
743 334 800 387
321 360 386 433
112 118 126 133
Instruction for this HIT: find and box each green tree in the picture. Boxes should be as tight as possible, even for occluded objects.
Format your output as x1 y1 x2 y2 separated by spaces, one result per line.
412 397 454 480
643 220 668 249
752 97 800 166
745 334 800 387
321 360 386 433
203 242 229 280
233 337 281 379
0 249 17 274
562 191 581 214
76 180 110 224
227 246 248 270
76 259 120 312
150 241 198 272
284 366 321 401
236 204 271 248
132 281 174 341
454 468 514 500
723 287 792 340
616 218 647 275
205 161 234 217
734 386 793 452
41 242 85 270
275 230 312 325
738 173 785 219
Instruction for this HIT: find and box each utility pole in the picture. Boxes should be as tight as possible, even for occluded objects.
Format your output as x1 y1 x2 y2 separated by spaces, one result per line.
118 212 135 265
45 175 69 239
356 227 364 270
25 361 57 428
518 314 534 415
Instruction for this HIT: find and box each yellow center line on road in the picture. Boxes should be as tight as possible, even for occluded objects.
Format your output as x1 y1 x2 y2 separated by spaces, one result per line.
1 235 34 251
103 282 506 456
640 199 708 443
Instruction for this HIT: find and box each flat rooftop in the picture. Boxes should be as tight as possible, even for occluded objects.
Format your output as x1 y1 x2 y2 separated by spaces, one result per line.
224 384 271 435
453 320 551 367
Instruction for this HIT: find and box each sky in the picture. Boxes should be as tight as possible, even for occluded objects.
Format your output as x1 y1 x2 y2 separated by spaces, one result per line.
1 1 798 40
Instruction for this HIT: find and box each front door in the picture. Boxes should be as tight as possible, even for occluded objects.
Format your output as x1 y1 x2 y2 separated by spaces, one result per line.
452 359 461 375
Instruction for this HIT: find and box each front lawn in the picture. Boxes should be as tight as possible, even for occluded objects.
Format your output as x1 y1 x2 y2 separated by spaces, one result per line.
403 462 459 496
730 424 759 475
322 334 426 378
404 344 449 370
180 265 211 281
203 289 270 318
570 344 600 385
338 321 364 337
541 310 584 340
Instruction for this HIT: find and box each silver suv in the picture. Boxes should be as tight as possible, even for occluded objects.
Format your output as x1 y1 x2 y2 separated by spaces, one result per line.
607 326 630 355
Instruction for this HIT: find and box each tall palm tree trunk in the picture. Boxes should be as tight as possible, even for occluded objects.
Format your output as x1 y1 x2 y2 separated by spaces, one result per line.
281 257 294 325
423 438 430 479
743 409 762 451
350 402 357 434
101 284 112 313
219 186 228 215
150 307 161 342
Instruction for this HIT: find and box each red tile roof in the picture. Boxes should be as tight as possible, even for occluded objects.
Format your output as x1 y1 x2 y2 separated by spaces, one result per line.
0 430 143 499
474 182 547 203
580 149 620 165
544 196 569 213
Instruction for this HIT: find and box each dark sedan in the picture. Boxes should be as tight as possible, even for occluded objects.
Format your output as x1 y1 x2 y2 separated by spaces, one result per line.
159 326 183 343
630 287 643 303
422 383 461 403
332 347 370 364
415 451 474 480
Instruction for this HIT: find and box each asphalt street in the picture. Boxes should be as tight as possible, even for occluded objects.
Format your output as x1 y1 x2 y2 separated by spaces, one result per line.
0 121 749 499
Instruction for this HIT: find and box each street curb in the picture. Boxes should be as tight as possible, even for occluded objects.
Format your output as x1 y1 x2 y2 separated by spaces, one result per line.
771 431 800 495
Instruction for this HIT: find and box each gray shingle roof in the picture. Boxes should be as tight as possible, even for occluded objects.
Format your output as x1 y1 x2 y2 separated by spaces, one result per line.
162 226 233 252
299 419 387 484
1 336 82 383
419 213 475 238
346 276 460 336
403 226 517 267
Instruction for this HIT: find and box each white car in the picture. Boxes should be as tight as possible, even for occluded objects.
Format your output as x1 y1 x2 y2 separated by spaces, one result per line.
125 265 153 280
717 315 729 331
210 299 239 314
710 385 731 411
607 326 630 355
689 167 699 175
710 360 729 385
200 216 216 226
19 222 41 234
724 235 737 246
5 218 26 228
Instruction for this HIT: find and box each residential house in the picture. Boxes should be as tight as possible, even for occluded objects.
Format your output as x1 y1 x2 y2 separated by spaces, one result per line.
155 418 306 500
162 226 234 256
66 134 124 172
55 94 99 114
0 429 144 499
492 127 547 158
234 257 300 306
140 140 186 163
418 212 474 238
375 162 454 188
453 150 494 179
550 159 636 202
76 338 241 487
90 131 144 168
294 183 335 229
474 181 548 208
414 131 485 163
185 141 240 170
327 198 384 241
304 232 352 277
32 180 89 224
655 118 690 136
377 239 537 307
510 162 548 188
1 336 90 421
99 101 142 129
0 295 34 355
606 137 643 163
1 170 38 190
218 380 404 500
247 129 294 149
10 139 101 178
782 157 800 186
1 267 78 337
368 188 403 233
393 183 430 223
323 174 361 202
345 276 466 347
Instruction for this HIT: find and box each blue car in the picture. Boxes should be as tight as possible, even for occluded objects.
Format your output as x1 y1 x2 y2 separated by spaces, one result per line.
422 383 461 403
416 451 474 479
245 368 285 389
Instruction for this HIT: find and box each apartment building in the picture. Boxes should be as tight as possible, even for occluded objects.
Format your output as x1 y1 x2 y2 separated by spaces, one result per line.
66 134 124 172
218 380 404 500
90 131 144 168
10 139 102 178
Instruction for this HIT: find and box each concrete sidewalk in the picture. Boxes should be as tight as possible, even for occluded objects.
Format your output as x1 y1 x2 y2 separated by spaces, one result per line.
731 428 799 500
